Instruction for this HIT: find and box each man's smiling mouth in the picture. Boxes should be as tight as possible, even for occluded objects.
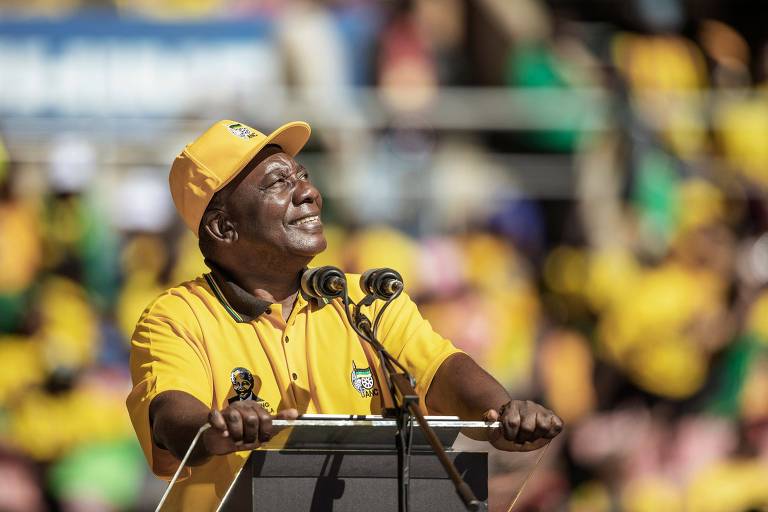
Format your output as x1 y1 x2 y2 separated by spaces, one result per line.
290 215 321 226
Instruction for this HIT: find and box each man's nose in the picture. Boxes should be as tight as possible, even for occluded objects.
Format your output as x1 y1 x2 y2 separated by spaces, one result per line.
293 179 321 205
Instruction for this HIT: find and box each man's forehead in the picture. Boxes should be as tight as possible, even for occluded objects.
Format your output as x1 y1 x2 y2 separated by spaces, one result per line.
247 145 302 177
260 153 298 173
219 144 286 195
249 144 285 171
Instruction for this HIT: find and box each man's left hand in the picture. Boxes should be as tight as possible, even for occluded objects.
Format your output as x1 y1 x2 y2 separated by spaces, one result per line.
483 400 563 452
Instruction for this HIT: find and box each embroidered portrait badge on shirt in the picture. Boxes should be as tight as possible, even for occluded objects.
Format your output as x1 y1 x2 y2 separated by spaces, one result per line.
350 360 378 398
228 367 274 413
229 367 255 403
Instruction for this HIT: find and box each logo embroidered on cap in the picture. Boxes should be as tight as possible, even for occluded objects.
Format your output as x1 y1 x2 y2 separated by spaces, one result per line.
227 123 256 140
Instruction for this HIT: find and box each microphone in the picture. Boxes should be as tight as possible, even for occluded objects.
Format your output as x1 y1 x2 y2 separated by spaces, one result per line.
301 266 346 300
360 268 404 300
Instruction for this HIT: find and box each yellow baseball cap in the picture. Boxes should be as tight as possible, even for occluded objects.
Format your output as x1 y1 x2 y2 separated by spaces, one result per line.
169 119 311 234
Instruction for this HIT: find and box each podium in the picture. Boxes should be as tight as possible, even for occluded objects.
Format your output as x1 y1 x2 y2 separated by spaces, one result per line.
217 416 491 511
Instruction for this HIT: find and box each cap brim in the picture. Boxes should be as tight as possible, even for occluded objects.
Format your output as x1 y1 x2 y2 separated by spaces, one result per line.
264 121 311 158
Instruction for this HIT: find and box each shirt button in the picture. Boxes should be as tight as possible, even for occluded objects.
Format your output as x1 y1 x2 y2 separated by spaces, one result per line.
292 372 298 380
284 336 289 343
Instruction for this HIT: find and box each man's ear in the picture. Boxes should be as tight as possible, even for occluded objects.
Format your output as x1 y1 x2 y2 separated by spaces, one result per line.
203 210 238 244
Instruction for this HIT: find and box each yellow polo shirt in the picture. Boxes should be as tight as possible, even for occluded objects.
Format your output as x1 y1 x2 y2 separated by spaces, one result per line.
126 271 461 511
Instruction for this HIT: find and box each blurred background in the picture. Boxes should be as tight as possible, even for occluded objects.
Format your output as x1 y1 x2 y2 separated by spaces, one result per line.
2 0 768 510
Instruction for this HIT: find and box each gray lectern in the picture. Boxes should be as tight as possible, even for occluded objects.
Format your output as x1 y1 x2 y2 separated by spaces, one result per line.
217 415 492 511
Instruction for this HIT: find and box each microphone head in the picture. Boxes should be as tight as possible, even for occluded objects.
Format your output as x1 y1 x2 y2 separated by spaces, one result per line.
359 268 382 296
360 268 403 300
300 267 317 298
301 266 346 299
384 278 404 296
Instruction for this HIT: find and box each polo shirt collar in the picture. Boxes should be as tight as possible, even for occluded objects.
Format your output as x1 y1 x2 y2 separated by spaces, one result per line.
204 260 272 323
203 260 326 323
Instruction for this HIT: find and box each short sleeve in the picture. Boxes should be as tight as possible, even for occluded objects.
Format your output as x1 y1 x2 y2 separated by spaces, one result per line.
374 292 463 403
125 296 213 479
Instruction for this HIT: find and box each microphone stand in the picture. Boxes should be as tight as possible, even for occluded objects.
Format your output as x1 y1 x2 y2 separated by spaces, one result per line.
348 304 486 512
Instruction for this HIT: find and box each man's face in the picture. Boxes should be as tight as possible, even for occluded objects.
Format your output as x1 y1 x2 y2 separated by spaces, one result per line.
225 146 326 258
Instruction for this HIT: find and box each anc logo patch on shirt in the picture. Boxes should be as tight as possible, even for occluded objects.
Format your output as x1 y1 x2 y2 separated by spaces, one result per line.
350 361 378 398
228 367 274 413
227 123 257 140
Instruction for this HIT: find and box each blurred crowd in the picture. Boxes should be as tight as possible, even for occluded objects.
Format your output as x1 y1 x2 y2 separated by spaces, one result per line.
3 0 768 511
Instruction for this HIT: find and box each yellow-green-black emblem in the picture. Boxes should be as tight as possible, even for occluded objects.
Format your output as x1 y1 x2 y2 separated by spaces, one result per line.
351 361 378 398
227 122 256 140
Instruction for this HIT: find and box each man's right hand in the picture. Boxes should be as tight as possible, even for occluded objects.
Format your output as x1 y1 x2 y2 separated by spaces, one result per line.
203 401 298 455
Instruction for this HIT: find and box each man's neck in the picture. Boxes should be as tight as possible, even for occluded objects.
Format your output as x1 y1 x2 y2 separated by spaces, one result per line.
207 255 309 321
235 269 301 304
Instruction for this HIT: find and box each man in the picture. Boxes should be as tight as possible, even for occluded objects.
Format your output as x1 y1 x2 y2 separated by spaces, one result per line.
126 120 563 511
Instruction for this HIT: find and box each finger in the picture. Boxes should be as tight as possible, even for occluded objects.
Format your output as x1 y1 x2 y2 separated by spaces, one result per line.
534 411 556 439
548 414 564 438
225 408 244 443
518 404 537 443
208 409 229 437
502 403 521 442
482 409 499 422
276 408 299 420
241 410 260 444
257 407 273 443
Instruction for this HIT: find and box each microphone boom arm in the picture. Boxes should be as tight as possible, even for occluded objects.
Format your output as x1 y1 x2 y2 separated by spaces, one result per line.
351 306 486 512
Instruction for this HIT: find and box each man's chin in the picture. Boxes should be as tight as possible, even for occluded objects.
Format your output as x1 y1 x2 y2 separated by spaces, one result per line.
289 237 328 259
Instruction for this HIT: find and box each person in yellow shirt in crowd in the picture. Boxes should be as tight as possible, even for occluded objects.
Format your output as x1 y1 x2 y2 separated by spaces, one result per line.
126 119 563 510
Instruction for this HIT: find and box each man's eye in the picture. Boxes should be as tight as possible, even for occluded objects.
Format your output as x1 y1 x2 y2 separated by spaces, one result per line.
266 178 287 188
